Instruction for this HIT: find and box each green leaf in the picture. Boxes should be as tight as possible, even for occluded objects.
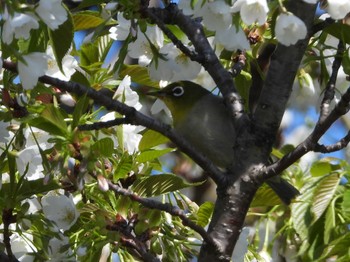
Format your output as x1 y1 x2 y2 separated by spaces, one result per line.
310 160 333 177
91 137 114 158
27 26 48 53
139 129 169 151
324 23 350 45
75 0 107 10
251 184 281 207
341 189 350 219
319 232 350 260
196 202 214 227
234 71 251 111
291 184 315 241
29 104 68 136
136 148 174 163
132 174 200 197
311 173 341 221
72 94 90 128
113 154 133 181
79 42 99 67
324 198 336 244
49 10 74 72
119 65 159 88
73 11 106 31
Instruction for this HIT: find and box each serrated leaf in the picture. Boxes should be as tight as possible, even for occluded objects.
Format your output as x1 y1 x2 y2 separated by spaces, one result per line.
136 148 174 163
113 155 133 181
250 184 281 207
324 198 336 244
310 160 332 177
73 11 106 31
91 137 114 158
319 232 350 260
139 129 169 151
341 189 350 219
49 11 74 72
119 65 159 88
311 173 340 221
291 185 315 240
72 94 90 128
132 174 201 197
30 104 68 136
196 202 214 227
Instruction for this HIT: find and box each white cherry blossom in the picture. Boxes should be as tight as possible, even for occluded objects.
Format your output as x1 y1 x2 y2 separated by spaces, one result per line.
232 0 269 25
18 52 48 90
2 10 39 44
149 43 202 82
196 1 233 31
109 13 131 41
46 46 78 81
215 25 250 51
36 0 68 30
41 193 79 231
325 0 350 20
275 13 307 46
128 25 164 66
113 75 142 110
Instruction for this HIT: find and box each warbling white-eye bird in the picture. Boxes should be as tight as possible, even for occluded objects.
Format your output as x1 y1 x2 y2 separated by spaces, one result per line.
148 81 299 204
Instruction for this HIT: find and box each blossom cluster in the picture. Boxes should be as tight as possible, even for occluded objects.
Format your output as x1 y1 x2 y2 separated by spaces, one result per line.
108 0 350 86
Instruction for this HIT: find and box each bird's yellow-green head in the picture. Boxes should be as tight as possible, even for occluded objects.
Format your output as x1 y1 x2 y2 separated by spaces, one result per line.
148 81 211 125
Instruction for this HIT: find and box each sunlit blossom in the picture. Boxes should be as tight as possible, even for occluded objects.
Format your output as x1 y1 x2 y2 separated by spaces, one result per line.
46 46 78 81
109 13 131 41
275 13 307 46
149 43 202 82
324 0 350 19
18 52 48 90
2 10 39 44
215 25 250 51
36 0 68 30
128 25 164 66
196 1 233 31
16 145 44 180
232 0 269 25
113 75 142 110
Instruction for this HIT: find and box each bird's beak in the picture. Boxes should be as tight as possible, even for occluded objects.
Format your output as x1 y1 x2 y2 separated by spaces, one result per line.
145 89 165 98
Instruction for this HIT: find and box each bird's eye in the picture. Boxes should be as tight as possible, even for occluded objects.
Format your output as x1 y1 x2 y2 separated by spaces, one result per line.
172 86 184 97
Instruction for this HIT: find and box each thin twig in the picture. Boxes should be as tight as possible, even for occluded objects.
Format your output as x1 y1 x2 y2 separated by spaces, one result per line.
229 51 246 78
145 8 203 63
311 17 335 35
104 177 213 245
320 40 345 121
78 118 129 130
2 208 19 262
314 130 350 153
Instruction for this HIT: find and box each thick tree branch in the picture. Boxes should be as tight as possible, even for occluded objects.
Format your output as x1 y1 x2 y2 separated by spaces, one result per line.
144 4 246 123
2 60 226 185
252 1 318 172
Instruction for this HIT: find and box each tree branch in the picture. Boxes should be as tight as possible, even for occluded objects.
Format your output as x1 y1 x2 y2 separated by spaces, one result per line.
319 40 345 121
314 130 350 153
144 4 246 124
265 84 350 179
2 60 226 185
93 173 213 246
78 118 129 130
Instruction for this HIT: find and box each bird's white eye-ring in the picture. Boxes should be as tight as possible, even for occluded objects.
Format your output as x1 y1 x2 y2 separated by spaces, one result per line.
172 86 184 97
